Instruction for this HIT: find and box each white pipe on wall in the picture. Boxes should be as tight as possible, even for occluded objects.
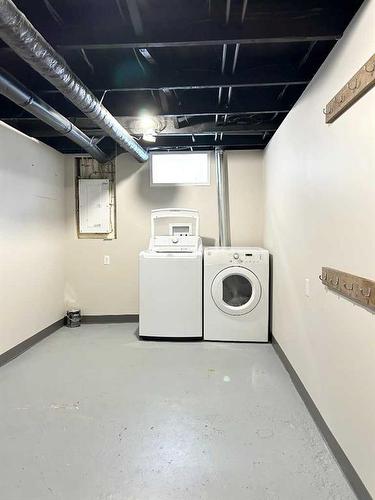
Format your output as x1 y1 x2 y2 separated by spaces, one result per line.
215 147 231 246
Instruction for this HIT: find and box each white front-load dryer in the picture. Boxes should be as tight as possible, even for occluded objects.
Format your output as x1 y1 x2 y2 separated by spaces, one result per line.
204 247 269 342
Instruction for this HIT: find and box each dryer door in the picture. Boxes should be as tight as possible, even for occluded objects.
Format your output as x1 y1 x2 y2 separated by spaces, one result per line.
211 266 261 316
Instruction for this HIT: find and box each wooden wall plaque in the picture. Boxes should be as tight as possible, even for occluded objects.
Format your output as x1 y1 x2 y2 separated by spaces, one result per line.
324 53 375 123
319 267 375 312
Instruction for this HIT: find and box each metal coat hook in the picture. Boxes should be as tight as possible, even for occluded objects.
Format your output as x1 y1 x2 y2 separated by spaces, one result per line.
360 288 371 298
335 93 345 104
347 78 359 91
323 105 332 115
364 61 375 73
343 282 354 290
329 276 339 286
319 272 327 281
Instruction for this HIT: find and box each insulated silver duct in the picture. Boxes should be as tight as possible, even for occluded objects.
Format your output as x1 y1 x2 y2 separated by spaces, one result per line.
215 148 231 246
0 0 148 163
0 68 108 163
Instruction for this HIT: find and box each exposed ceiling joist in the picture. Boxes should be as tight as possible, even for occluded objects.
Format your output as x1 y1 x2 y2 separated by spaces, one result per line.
38 134 269 154
19 121 278 138
36 65 310 93
52 33 341 51
125 0 143 36
0 105 291 120
103 102 292 118
0 100 291 118
0 0 363 155
30 16 344 51
241 0 248 23
142 135 269 147
155 124 277 136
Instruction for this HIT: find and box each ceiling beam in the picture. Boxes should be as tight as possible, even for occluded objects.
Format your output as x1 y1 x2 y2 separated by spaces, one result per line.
41 142 267 154
0 32 338 53
15 13 345 51
125 0 144 36
35 65 310 93
103 101 292 118
19 121 278 138
55 33 340 51
121 116 278 135
0 88 294 118
149 126 277 137
0 103 291 119
39 134 269 151
140 135 269 147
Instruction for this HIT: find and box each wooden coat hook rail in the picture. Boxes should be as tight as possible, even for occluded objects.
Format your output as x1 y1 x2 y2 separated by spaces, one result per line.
323 53 375 123
319 267 375 312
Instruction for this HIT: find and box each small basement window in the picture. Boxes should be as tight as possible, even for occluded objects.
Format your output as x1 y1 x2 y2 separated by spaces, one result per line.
150 152 210 186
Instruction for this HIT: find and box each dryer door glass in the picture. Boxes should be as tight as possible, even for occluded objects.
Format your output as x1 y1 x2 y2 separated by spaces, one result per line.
223 274 252 307
211 266 262 316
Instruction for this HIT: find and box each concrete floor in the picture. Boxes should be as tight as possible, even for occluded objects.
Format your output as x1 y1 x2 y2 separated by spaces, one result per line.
0 324 355 500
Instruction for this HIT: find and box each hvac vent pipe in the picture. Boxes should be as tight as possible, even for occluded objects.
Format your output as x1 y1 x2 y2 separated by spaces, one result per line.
215 148 231 246
0 0 148 163
0 68 108 163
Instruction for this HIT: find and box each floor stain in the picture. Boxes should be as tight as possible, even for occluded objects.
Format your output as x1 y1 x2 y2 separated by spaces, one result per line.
49 401 79 411
256 428 274 439
118 426 127 442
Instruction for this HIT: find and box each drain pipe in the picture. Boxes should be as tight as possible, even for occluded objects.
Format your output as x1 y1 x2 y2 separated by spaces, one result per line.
0 68 108 163
0 0 148 163
215 147 231 246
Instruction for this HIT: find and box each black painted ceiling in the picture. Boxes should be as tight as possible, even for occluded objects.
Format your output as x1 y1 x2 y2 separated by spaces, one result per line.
0 0 364 156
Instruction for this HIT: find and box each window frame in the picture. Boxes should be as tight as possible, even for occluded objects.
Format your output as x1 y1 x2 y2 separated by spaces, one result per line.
150 151 211 187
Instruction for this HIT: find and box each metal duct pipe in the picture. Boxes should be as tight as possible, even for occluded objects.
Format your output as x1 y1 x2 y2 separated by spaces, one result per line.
0 68 108 163
0 0 148 163
215 148 231 246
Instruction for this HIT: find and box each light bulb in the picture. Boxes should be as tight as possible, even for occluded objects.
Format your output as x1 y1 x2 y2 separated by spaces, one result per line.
142 133 156 143
138 114 156 132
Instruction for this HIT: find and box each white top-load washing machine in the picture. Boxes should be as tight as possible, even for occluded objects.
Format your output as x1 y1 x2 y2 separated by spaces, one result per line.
139 208 203 338
204 247 269 342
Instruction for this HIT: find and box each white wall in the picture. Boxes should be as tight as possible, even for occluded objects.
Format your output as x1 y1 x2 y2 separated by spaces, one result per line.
0 122 65 355
227 150 264 247
263 1 375 495
64 150 263 314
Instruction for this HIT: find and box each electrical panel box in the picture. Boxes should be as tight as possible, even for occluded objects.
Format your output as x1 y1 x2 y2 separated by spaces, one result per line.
78 179 111 234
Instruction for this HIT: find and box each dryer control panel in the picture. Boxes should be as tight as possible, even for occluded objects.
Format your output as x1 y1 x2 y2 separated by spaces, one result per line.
205 247 268 266
230 251 262 264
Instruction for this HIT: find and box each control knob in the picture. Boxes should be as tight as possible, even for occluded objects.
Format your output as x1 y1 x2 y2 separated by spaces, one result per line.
233 252 239 259
172 236 179 244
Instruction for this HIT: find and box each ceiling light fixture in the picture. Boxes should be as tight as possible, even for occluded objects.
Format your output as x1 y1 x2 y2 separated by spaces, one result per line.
139 114 156 131
142 133 156 143
138 113 157 142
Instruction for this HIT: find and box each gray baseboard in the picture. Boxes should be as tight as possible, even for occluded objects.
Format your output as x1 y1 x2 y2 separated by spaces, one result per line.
0 318 64 368
272 336 371 500
0 315 137 366
81 314 139 324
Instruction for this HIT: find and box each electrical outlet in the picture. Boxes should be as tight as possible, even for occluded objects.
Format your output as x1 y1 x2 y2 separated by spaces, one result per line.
305 278 310 297
104 255 110 265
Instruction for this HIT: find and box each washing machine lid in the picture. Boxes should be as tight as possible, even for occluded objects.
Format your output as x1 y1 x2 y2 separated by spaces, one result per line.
211 266 262 316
